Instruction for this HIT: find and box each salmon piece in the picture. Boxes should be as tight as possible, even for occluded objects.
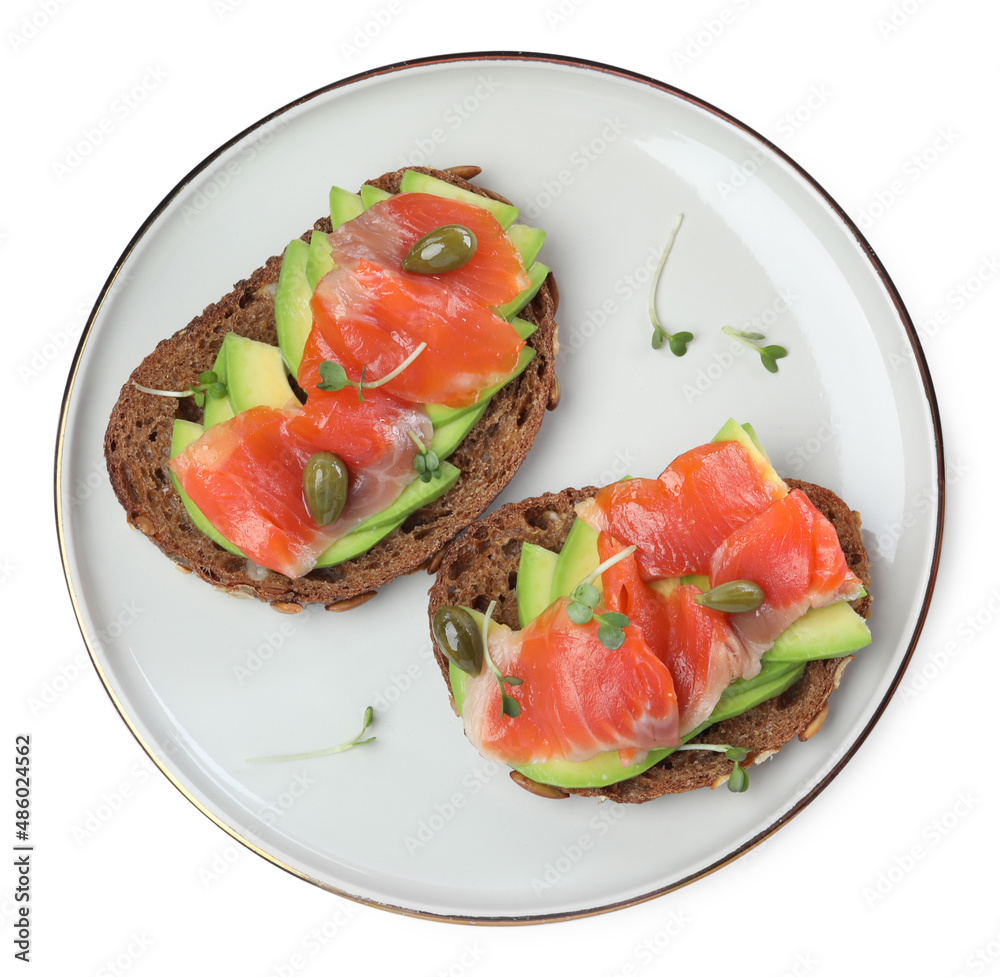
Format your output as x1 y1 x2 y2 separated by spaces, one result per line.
330 192 530 307
170 405 421 578
291 326 431 469
577 440 787 578
311 260 524 408
599 533 752 735
460 599 680 767
709 489 865 658
310 192 529 409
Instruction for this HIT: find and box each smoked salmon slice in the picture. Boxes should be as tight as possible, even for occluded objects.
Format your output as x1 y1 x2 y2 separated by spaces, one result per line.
329 192 530 307
310 192 529 409
311 260 524 408
170 405 421 579
599 533 752 735
709 489 865 658
291 326 432 470
577 440 787 579
460 599 681 767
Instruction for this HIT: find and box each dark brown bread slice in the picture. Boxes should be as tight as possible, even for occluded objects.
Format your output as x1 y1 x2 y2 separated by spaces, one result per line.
104 166 559 610
427 477 871 802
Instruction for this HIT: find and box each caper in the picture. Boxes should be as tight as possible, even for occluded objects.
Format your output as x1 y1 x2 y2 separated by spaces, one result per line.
694 580 765 614
432 605 484 675
303 452 349 526
401 224 477 274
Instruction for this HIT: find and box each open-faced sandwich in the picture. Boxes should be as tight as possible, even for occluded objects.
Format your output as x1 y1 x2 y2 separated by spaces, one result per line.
428 420 872 801
104 166 558 611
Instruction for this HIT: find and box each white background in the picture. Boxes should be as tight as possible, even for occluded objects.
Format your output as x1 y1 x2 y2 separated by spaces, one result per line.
4 0 998 974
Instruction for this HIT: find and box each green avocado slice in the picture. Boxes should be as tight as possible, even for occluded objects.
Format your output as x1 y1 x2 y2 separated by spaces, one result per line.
169 420 244 557
274 238 312 377
550 518 600 604
305 229 335 292
359 183 392 209
495 262 549 321
201 342 234 428
224 334 298 414
516 543 558 627
398 169 520 228
506 223 546 269
329 185 364 230
762 602 871 661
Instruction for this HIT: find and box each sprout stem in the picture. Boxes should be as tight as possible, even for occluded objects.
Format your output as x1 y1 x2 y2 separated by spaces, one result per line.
648 213 684 332
132 381 193 398
582 545 637 590
365 342 427 389
247 707 375 762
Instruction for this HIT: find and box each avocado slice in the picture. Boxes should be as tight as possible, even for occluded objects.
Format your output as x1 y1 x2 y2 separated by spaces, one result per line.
494 262 549 321
398 169 520 229
305 229 335 291
313 460 460 568
696 660 806 728
329 185 364 230
201 341 234 428
762 602 871 662
360 183 392 209
712 417 786 491
274 237 312 376
551 518 600 601
506 223 546 269
516 543 559 627
169 420 244 557
223 334 298 414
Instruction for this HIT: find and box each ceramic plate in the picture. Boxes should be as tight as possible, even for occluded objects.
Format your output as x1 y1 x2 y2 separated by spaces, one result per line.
57 53 943 922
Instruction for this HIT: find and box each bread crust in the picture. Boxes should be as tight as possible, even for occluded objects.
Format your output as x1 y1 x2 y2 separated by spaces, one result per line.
104 167 558 609
427 477 871 802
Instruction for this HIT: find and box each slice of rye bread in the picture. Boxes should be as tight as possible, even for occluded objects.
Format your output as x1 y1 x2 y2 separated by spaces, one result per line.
104 166 559 611
426 478 872 802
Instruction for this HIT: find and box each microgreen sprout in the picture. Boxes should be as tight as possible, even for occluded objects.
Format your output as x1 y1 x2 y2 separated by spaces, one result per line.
722 326 787 373
675 742 751 792
407 430 443 482
317 342 427 402
132 370 228 408
246 706 375 763
567 544 637 650
649 213 693 356
481 600 522 719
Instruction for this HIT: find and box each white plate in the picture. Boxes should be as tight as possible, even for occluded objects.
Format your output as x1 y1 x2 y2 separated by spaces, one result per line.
57 53 943 922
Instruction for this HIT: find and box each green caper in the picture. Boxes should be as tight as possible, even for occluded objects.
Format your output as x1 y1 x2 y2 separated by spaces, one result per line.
401 224 477 274
432 605 484 675
694 580 765 614
303 452 349 526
